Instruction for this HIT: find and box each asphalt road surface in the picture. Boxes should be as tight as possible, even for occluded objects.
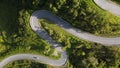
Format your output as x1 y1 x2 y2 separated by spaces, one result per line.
0 0 120 68
94 0 120 17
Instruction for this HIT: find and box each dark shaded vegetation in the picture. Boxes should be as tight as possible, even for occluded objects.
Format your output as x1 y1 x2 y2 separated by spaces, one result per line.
111 0 120 5
46 0 120 37
0 0 58 63
4 60 47 68
38 19 120 68
0 0 120 68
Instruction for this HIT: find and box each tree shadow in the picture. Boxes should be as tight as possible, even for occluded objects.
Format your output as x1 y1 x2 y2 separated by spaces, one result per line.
67 43 120 68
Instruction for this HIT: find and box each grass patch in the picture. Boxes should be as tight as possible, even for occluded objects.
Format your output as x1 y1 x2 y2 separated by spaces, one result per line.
111 0 120 5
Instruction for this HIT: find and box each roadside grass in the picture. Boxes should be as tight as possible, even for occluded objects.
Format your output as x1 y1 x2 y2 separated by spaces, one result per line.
51 0 120 37
88 0 120 37
111 0 120 5
0 42 59 62
4 60 47 68
1 0 120 68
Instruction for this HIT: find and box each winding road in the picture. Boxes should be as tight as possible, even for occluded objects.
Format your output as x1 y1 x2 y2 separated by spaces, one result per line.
0 0 120 67
94 0 120 17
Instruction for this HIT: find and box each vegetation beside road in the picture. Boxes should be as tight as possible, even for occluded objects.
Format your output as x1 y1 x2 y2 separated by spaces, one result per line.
4 60 47 68
111 0 120 5
39 19 120 68
0 0 59 65
51 0 120 37
0 0 120 68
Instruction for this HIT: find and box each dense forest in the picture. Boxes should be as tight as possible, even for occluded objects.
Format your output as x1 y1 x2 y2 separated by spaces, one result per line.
0 0 120 68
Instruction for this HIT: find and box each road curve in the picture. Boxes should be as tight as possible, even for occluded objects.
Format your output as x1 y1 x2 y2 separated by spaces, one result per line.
0 10 68 68
0 53 67 67
94 0 120 17
0 0 120 68
30 10 120 46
